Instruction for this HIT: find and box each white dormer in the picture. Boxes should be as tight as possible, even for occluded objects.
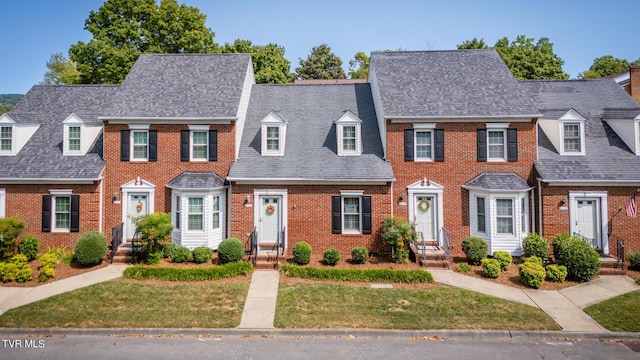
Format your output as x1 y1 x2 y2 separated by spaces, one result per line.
260 111 287 156
62 113 103 156
538 109 586 155
605 113 640 155
335 111 362 156
0 113 40 156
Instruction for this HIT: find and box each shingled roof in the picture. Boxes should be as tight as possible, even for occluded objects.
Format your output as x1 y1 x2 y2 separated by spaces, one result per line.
370 49 539 118
1 85 117 181
103 53 252 119
228 83 394 182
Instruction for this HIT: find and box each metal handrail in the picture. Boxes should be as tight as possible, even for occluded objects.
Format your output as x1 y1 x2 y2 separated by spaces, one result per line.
440 227 451 270
131 229 142 263
251 227 258 266
109 223 123 263
616 237 625 270
275 227 285 269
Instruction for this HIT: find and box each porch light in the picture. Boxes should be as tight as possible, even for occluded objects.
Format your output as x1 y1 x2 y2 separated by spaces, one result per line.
244 195 251 205
113 192 120 203
559 197 566 206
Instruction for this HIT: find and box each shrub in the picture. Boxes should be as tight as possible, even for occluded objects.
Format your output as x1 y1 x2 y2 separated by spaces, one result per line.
627 251 640 270
193 246 213 264
456 262 472 273
545 264 568 283
557 236 601 282
0 217 26 260
171 246 193 263
461 236 488 265
519 256 546 289
552 232 572 263
18 235 39 261
382 217 416 263
218 238 245 264
146 250 164 265
123 261 254 281
492 251 513 271
38 252 58 268
292 241 312 265
10 254 28 268
280 264 434 284
134 212 173 252
395 248 410 264
74 231 107 266
162 242 179 259
38 266 56 282
351 247 369 264
16 266 33 283
323 248 341 266
481 258 501 278
522 233 549 260
1 262 18 282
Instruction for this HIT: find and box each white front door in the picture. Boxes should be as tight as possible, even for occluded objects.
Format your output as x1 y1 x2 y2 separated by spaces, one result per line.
260 196 280 244
128 194 149 239
414 195 436 241
575 199 600 249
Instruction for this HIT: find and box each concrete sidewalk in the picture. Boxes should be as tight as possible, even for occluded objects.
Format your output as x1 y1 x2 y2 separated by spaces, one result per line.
238 270 280 329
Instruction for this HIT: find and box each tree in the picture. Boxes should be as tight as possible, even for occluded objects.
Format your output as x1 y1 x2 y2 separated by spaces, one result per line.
41 53 82 85
494 35 568 80
578 55 631 79
457 38 488 50
221 39 294 84
69 0 216 84
348 51 369 79
295 44 346 80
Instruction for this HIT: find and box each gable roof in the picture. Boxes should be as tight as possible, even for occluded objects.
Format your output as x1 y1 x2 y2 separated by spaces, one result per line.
228 83 394 183
462 172 532 191
103 53 252 120
524 79 640 183
1 85 117 182
370 49 540 119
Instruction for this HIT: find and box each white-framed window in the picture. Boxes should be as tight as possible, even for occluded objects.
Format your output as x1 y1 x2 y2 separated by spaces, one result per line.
266 126 280 152
335 111 362 156
0 125 12 152
191 131 208 160
53 195 71 232
188 197 204 231
342 125 357 152
415 130 433 160
476 196 486 233
0 189 5 218
487 129 506 161
68 126 81 152
521 197 527 233
342 197 361 233
260 111 287 156
131 130 149 161
175 195 181 229
496 198 514 235
212 196 220 229
563 122 581 153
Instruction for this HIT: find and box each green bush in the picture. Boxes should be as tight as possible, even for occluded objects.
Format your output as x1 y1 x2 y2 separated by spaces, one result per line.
456 262 472 273
292 241 312 265
10 254 28 268
218 238 245 264
123 261 254 281
38 265 55 282
162 242 179 259
38 252 58 268
0 217 26 260
492 251 513 271
481 258 501 278
192 246 213 264
74 231 107 266
146 250 164 265
134 212 173 252
461 236 488 265
523 233 549 260
280 264 434 284
552 232 572 263
545 264 568 283
627 251 640 270
18 235 39 262
519 256 546 289
351 247 369 264
1 262 18 282
171 246 193 263
323 248 341 266
16 266 33 283
557 237 601 282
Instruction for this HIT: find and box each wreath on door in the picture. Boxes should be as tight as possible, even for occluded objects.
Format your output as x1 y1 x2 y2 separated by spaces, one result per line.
136 200 144 213
417 199 431 212
265 204 276 215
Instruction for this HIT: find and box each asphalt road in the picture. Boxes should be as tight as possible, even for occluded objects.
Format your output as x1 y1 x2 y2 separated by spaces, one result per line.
1 334 638 360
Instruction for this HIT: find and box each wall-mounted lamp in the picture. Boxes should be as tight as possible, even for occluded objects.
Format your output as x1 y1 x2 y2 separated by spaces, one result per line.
112 191 120 204
244 195 251 205
559 197 566 206
398 194 405 203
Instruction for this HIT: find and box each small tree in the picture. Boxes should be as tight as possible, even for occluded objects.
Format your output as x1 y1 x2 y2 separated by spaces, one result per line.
381 217 416 263
0 217 26 260
135 212 173 252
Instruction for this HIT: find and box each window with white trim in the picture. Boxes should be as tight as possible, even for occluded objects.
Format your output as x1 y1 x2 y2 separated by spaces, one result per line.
521 197 527 233
0 189 5 218
342 125 357 152
212 196 220 229
175 196 181 229
335 111 362 156
188 197 204 231
132 130 149 160
415 130 433 160
191 131 208 160
496 198 514 235
476 196 486 233
53 195 71 231
260 111 287 156
487 130 506 161
0 126 12 152
563 123 581 153
342 197 361 233
68 126 81 152
266 126 280 152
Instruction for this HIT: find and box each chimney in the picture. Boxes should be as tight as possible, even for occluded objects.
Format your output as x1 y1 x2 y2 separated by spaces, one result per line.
631 65 640 104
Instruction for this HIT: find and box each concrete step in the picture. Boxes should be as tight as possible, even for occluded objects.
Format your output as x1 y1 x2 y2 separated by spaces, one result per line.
254 261 278 270
420 259 449 269
111 255 135 264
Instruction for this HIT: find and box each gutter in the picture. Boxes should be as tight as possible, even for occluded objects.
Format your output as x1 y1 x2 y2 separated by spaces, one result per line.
227 177 396 185
101 116 237 124
0 178 102 185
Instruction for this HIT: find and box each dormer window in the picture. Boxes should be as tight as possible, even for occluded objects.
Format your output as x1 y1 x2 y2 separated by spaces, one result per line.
260 111 287 156
68 126 81 152
62 113 102 156
335 111 362 156
563 123 581 153
0 125 12 152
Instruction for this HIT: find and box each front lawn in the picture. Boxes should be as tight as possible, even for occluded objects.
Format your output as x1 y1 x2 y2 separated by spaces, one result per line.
584 290 640 332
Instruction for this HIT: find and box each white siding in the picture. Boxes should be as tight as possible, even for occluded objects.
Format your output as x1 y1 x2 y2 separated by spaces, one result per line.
235 59 255 160
538 119 560 153
172 190 226 250
368 61 387 159
606 119 638 155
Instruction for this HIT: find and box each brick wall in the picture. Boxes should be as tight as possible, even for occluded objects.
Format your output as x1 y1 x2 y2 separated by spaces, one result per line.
386 120 538 257
631 65 640 104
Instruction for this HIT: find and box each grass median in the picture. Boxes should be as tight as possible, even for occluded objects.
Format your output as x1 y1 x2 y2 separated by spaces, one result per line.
584 290 640 332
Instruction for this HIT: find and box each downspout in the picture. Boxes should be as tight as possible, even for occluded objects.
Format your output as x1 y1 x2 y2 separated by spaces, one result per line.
227 181 232 239
537 178 543 236
98 178 104 235
530 187 535 235
390 180 394 218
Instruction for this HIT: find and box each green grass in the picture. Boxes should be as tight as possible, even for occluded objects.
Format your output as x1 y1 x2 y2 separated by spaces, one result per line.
584 290 640 332
275 283 560 330
0 281 249 328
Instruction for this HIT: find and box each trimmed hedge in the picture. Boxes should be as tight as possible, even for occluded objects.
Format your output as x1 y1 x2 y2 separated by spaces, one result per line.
123 261 254 281
351 247 369 264
481 258 501 278
456 262 472 273
552 233 601 282
545 264 568 283
280 264 434 284
171 246 193 263
292 242 312 265
519 256 546 289
192 246 213 264
522 233 549 260
74 231 107 266
492 251 512 271
322 248 341 266
218 238 245 264
461 236 488 265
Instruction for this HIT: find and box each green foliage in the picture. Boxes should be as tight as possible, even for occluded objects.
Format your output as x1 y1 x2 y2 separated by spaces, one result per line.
381 217 416 263
348 51 369 79
123 261 253 281
146 250 164 265
552 232 572 263
0 263 18 282
192 246 213 264
494 35 569 80
18 235 39 262
519 256 546 289
295 44 346 80
11 254 28 268
162 242 178 258
37 250 59 282
578 55 631 79
492 251 513 271
15 266 33 283
322 248 341 266
350 247 369 264
461 236 488 265
280 264 434 284
38 265 55 282
292 241 312 265
0 94 22 115
626 251 640 270
38 252 58 268
74 231 107 266
522 233 549 260
545 264 567 283
171 246 193 263
553 235 601 282
456 262 472 273
217 238 244 264
0 254 32 283
221 40 293 84
0 217 26 260
481 258 501 278
457 38 488 49
134 212 173 252
41 53 81 85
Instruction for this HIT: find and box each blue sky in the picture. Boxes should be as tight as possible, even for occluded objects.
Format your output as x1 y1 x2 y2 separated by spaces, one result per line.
1 0 639 94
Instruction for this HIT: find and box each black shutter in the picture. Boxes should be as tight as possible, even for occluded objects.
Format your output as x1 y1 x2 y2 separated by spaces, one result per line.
404 129 414 162
507 128 518 162
148 130 157 162
332 196 342 234
434 129 444 162
120 130 130 161
477 129 487 162
42 195 51 232
362 196 372 234
70 195 80 232
180 130 189 162
209 130 218 162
